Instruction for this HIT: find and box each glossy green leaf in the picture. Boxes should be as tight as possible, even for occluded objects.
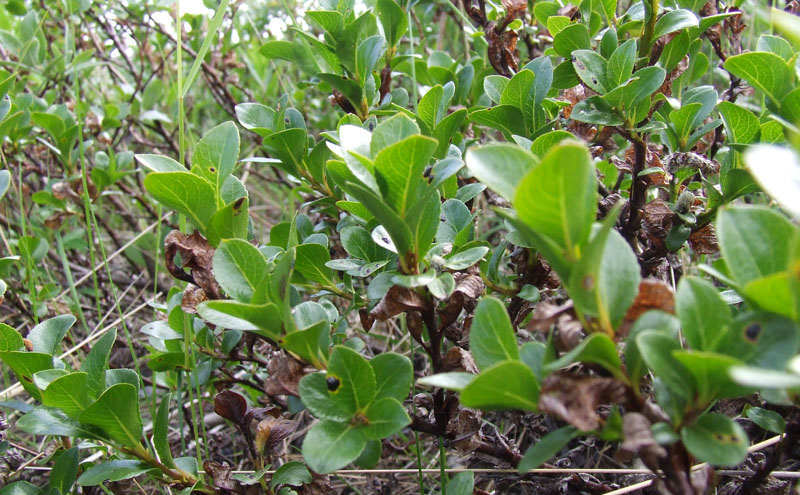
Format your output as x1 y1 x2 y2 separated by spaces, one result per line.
0 323 23 352
80 329 116 399
41 372 89 418
196 300 282 338
553 23 591 58
461 361 539 411
193 121 240 194
282 320 329 368
49 446 79 494
270 461 312 489
17 406 98 438
653 9 698 39
745 406 785 434
0 351 54 401
470 297 519 370
606 39 636 88
376 0 407 48
374 135 437 217
154 393 175 468
135 154 185 173
571 50 608 93
416 372 475 391
718 101 760 145
206 196 249 248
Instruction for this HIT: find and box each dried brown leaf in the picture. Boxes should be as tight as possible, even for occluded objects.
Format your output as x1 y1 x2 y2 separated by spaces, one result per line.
688 223 719 255
203 461 243 494
538 374 628 431
214 390 249 426
619 279 675 336
440 346 479 374
264 352 305 397
165 230 221 299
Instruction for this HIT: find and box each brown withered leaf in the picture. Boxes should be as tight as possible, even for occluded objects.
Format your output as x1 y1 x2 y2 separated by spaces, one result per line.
214 390 249 426
538 374 628 431
688 223 719 255
486 24 518 77
255 416 299 454
527 300 575 332
165 230 221 299
51 181 80 201
619 412 667 465
203 461 243 494
440 347 479 374
439 274 484 331
264 351 305 397
303 473 334 495
446 408 483 452
663 152 720 176
370 285 428 322
619 279 675 336
181 285 207 314
641 199 675 247
501 0 527 18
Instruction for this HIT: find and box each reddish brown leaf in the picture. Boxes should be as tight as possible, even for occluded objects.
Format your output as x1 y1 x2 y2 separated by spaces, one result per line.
538 374 628 431
688 223 719 255
440 346 479 374
214 390 249 426
264 352 305 397
619 279 675 336
165 230 221 299
203 461 243 493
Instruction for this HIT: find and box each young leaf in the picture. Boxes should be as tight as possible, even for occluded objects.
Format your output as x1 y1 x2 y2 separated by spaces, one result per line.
470 296 520 370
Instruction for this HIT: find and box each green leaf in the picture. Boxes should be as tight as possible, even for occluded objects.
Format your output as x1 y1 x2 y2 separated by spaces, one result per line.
416 372 475 391
544 333 624 380
41 372 89 418
567 224 640 333
745 406 786 434
676 276 732 351
374 135 437 217
154 393 175 468
370 353 413 402
27 314 75 355
518 426 577 472
448 471 475 495
0 482 42 495
327 346 376 413
135 154 185 173
263 128 308 177
213 239 269 302
653 9 698 40
193 121 240 195
483 75 509 104
79 383 142 448
0 351 54 401
299 372 353 422
282 320 330 369
363 397 411 439
0 323 23 352
461 361 539 411
672 351 751 405
80 329 116 399
515 141 596 259
307 10 344 39
500 69 536 127
370 113 419 156
356 35 384 85
344 181 414 265
144 172 217 233
553 23 591 58
206 197 249 248
718 101 760 145
77 460 156 486
270 461 312 489
49 446 79 494
637 331 695 400
302 421 367 473
444 246 488 270
572 50 608 93
724 52 793 103
470 297 519 370
295 243 337 287
570 95 625 126
606 39 636 88
196 300 282 339
717 206 797 286
17 406 99 439
681 413 748 467
464 144 537 202
469 105 527 140
376 0 407 48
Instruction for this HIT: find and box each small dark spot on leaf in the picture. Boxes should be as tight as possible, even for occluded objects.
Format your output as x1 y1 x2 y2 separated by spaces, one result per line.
326 375 341 392
591 77 598 85
382 236 390 244
744 323 761 342
233 197 245 211
368 122 375 131
209 167 216 173
423 165 433 178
